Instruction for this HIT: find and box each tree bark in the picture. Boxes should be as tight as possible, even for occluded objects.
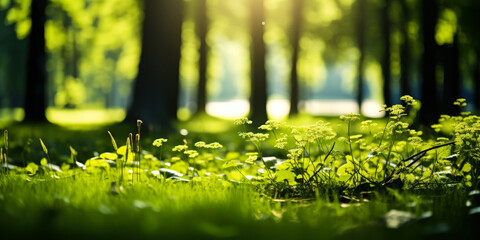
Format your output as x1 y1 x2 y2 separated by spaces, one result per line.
126 0 183 130
419 0 439 125
442 34 460 115
288 0 304 116
249 0 268 124
381 0 391 107
24 0 47 122
195 0 208 115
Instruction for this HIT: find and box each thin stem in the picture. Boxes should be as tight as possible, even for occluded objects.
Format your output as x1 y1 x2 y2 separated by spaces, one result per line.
381 141 454 185
253 142 273 180
307 142 335 184
234 166 248 180
347 121 358 185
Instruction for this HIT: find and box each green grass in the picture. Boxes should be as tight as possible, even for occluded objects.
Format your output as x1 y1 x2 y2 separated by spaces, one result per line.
1 97 480 239
1 173 478 239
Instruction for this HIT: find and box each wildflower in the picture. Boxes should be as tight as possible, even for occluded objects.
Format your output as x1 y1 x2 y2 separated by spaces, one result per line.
234 117 253 125
194 141 206 148
436 137 450 142
239 132 269 142
388 105 407 120
206 142 223 149
245 152 258 164
274 134 288 149
340 113 360 122
453 98 467 107
287 148 303 159
431 124 442 133
172 144 188 152
258 120 281 131
184 150 199 158
153 138 168 147
400 95 417 106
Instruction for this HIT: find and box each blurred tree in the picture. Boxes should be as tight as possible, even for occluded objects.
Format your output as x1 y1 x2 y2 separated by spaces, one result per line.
380 0 391 107
46 0 142 110
60 11 79 108
399 0 410 97
456 0 480 110
0 1 28 110
288 0 304 116
476 53 480 110
126 0 183 129
24 0 47 121
419 0 439 125
249 0 268 124
195 0 208 115
435 2 460 115
355 0 366 110
441 34 459 115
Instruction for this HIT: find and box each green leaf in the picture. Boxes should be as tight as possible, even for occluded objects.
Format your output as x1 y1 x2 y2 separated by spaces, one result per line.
39 138 48 155
107 131 118 151
85 158 110 171
462 163 472 172
117 145 127 155
116 145 133 160
222 160 242 169
275 170 296 185
69 146 77 164
406 173 415 183
170 161 189 175
26 162 39 174
61 163 70 171
100 152 118 160
3 129 8 151
337 162 354 176
225 151 240 160
40 158 48 166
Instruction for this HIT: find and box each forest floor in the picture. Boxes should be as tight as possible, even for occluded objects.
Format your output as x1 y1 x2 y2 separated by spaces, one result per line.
1 118 479 239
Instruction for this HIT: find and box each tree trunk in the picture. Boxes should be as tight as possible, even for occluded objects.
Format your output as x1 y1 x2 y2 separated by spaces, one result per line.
24 0 47 122
196 0 208 115
419 0 439 125
381 0 391 107
288 0 304 116
126 0 183 130
249 0 268 124
399 0 410 97
475 51 480 111
356 0 366 112
442 34 460 115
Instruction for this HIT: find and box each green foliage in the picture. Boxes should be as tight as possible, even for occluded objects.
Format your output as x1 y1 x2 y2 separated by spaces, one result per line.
0 96 478 197
226 96 468 195
449 99 480 188
43 0 142 108
1 97 480 239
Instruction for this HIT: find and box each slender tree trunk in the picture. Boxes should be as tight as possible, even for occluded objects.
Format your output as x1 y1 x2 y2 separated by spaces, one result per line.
249 0 268 124
196 0 208 115
356 0 366 112
381 0 391 107
419 0 439 125
288 0 304 116
475 51 480 111
24 0 47 122
399 0 410 97
126 0 183 130
442 34 460 115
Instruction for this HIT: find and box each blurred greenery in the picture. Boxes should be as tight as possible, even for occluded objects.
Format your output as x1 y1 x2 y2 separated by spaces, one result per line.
0 0 479 126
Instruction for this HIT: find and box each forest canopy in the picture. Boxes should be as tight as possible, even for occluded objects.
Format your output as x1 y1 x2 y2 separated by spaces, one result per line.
0 0 479 127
